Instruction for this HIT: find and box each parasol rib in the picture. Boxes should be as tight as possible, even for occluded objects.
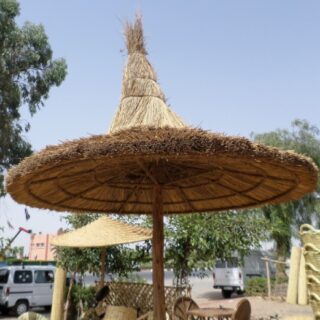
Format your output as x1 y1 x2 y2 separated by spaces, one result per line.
137 160 159 185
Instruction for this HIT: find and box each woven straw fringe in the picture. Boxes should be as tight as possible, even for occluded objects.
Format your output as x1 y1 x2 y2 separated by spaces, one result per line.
306 263 320 279
300 224 320 317
301 224 320 248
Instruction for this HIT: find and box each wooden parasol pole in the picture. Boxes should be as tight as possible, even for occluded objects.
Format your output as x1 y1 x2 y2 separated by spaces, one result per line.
152 184 165 320
99 248 107 289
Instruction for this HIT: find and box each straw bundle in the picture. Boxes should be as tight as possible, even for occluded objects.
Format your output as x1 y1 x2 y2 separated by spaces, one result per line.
286 247 301 304
301 224 320 248
103 305 137 320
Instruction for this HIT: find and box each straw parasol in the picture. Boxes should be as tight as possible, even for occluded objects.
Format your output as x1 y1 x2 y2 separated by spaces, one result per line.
52 215 152 287
51 216 151 248
6 17 318 320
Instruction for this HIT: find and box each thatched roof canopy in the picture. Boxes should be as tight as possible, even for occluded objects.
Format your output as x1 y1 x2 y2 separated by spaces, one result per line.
6 126 318 214
51 216 151 248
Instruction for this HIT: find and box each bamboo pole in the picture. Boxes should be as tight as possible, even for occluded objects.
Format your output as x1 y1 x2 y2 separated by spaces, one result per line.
298 249 308 305
51 267 66 320
152 184 165 320
286 247 301 304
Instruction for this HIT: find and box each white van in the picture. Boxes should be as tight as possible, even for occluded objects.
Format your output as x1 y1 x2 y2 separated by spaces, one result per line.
213 257 244 298
213 251 276 298
0 265 55 316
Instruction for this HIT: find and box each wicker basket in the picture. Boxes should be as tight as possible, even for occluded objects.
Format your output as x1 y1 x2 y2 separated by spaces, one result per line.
103 306 137 320
300 224 320 248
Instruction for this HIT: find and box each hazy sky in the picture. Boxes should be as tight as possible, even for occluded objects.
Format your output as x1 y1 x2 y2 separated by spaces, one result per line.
1 0 320 252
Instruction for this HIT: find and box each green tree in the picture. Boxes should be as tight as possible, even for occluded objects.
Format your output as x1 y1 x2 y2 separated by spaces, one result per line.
0 0 67 195
165 211 268 285
252 119 320 281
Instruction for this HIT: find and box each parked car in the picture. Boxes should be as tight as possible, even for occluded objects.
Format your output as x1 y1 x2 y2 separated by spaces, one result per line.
213 250 276 298
0 265 55 316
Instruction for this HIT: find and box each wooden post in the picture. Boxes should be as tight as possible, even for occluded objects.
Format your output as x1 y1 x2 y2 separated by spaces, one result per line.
152 184 165 320
265 258 271 298
51 267 66 320
99 248 107 289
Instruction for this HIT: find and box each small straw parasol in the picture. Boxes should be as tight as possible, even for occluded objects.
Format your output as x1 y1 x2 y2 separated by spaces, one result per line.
6 17 318 319
51 215 152 287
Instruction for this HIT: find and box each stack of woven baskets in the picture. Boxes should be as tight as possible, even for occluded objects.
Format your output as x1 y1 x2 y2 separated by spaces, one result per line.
300 224 320 318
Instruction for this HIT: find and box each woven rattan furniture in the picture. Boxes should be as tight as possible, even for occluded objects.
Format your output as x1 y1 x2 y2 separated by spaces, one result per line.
231 298 251 320
103 305 137 320
173 297 200 320
6 16 318 320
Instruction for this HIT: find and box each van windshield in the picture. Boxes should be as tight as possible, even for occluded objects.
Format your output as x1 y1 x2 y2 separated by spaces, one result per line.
226 257 239 268
215 260 226 268
0 269 9 284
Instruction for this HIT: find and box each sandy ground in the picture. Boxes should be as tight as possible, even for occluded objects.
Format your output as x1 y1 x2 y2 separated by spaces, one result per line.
196 295 313 318
0 299 314 319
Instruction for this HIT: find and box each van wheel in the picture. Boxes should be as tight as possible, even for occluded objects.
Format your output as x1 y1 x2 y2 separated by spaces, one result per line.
0 306 9 315
14 300 29 316
222 289 233 298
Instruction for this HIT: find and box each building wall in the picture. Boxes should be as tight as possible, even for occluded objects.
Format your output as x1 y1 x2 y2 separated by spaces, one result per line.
28 233 57 261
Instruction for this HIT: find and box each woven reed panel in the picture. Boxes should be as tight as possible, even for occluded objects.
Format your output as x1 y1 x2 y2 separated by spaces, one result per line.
104 282 190 319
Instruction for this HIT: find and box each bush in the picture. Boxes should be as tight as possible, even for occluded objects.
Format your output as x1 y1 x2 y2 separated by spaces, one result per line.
245 277 269 296
71 285 96 312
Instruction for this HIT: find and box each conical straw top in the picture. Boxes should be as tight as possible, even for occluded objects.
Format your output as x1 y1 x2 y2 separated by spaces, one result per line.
109 16 186 133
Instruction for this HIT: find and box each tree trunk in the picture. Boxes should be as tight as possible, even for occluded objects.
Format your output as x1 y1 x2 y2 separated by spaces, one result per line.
276 240 288 283
64 272 75 320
